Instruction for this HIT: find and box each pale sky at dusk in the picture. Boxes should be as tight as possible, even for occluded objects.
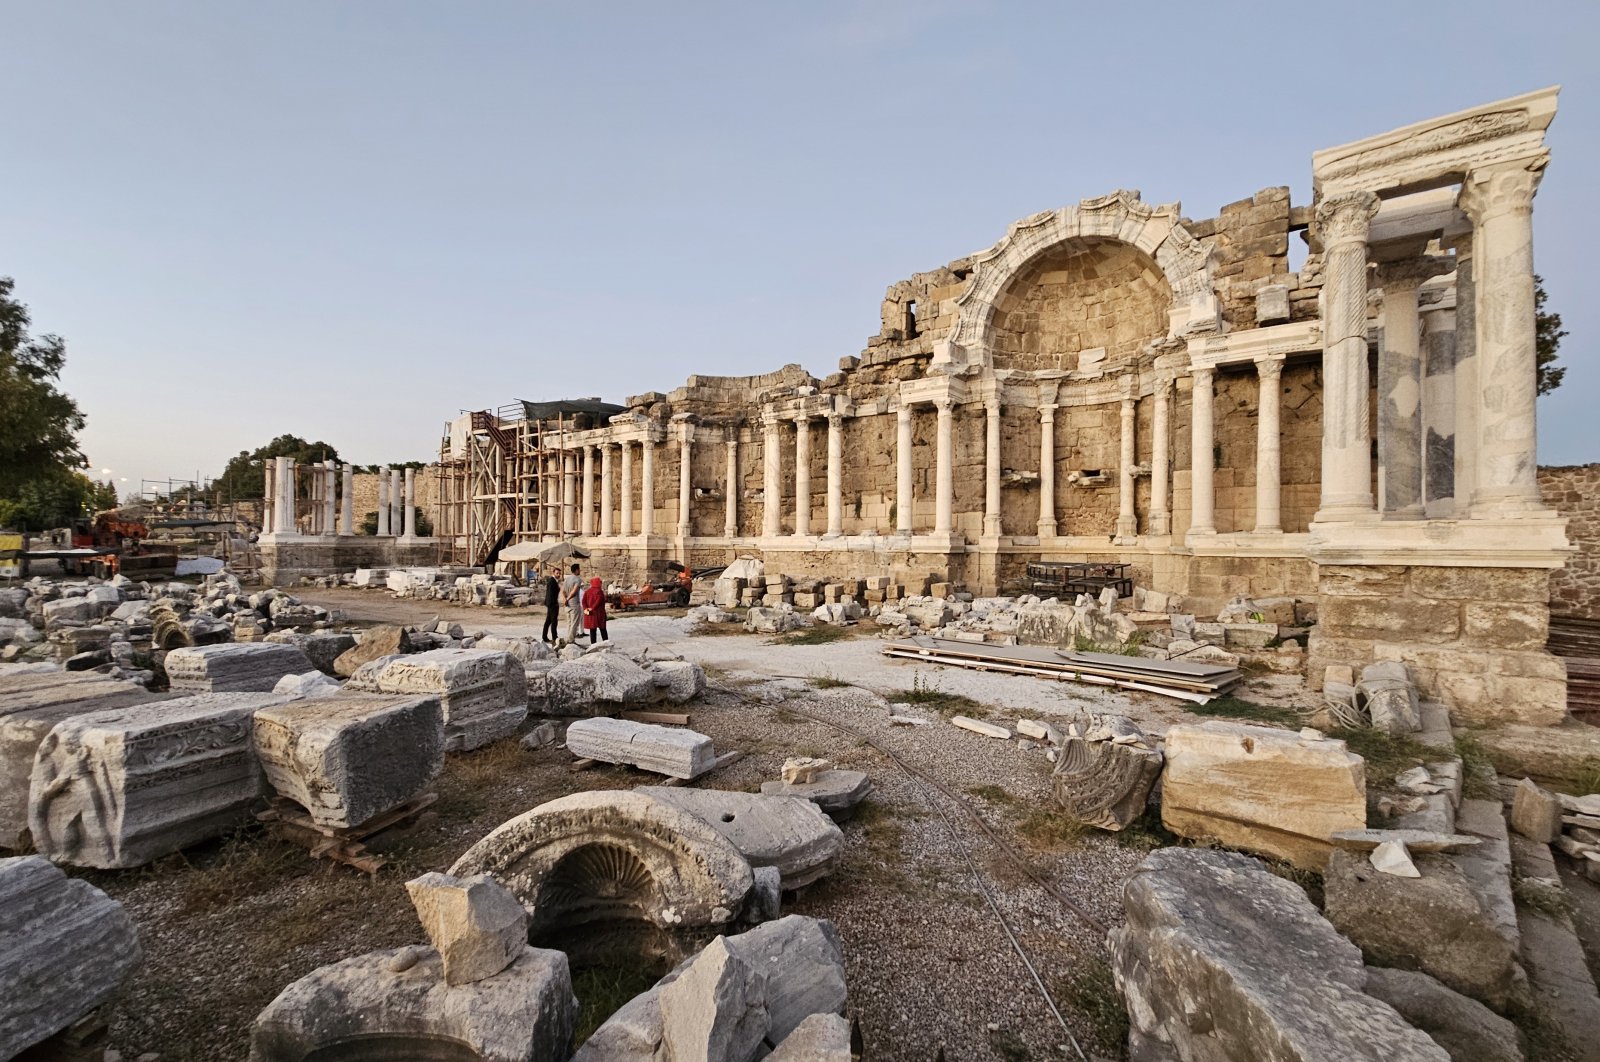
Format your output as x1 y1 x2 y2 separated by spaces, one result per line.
4 1 1596 496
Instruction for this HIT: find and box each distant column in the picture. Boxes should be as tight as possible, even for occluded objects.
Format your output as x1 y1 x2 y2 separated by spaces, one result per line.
403 467 418 538
1150 379 1171 536
1254 357 1284 533
324 462 337 535
1116 388 1137 541
281 458 297 534
562 453 577 534
1422 305 1457 518
263 460 276 534
793 416 811 537
825 413 844 537
1189 366 1216 538
724 430 739 538
762 411 782 538
895 404 914 536
677 425 694 539
340 464 354 535
640 438 656 537
1451 235 1479 516
599 444 614 537
1376 262 1430 518
1037 405 1057 538
933 397 954 535
580 445 595 537
983 399 1002 538
619 442 634 538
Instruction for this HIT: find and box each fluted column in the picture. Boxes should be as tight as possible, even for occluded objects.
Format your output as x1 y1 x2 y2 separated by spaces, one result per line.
724 430 739 538
895 404 914 536
677 425 694 538
340 464 353 535
825 413 844 537
1254 357 1284 533
934 397 954 535
391 468 404 535
580 446 595 536
1422 305 1458 518
1314 190 1380 522
599 444 614 537
793 416 811 537
1376 262 1434 518
640 438 655 537
619 442 634 537
321 463 336 534
983 399 1002 538
280 458 296 534
263 459 276 534
1189 366 1216 537
1150 379 1171 536
1037 405 1057 538
762 411 782 537
403 467 417 537
1460 159 1547 515
1115 388 1137 541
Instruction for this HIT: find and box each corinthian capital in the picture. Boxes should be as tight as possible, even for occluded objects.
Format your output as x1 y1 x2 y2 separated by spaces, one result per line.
1459 157 1546 223
1315 191 1381 246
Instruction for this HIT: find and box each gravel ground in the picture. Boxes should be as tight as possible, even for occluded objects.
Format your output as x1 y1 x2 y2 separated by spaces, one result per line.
77 589 1315 1061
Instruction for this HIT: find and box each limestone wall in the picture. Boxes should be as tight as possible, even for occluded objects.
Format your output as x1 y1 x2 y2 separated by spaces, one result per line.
1540 463 1600 620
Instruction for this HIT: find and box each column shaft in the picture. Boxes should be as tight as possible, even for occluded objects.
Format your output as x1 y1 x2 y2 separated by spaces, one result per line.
826 415 843 536
794 417 811 537
1038 406 1057 537
640 440 655 537
619 443 634 537
1116 395 1137 540
1255 358 1283 533
581 446 595 536
724 433 739 537
678 430 693 538
378 466 391 536
403 468 417 537
1315 191 1381 521
340 465 353 535
984 401 1002 537
1422 307 1457 517
1453 241 1479 515
1150 380 1171 535
762 414 782 537
263 460 276 534
1189 367 1216 537
599 445 614 537
1377 269 1426 518
895 406 914 535
934 399 954 535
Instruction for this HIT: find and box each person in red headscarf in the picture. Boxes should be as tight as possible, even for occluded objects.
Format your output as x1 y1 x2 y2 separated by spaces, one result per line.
581 576 609 644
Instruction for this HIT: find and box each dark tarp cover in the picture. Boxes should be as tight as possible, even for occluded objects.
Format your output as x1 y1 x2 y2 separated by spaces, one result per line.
520 399 626 423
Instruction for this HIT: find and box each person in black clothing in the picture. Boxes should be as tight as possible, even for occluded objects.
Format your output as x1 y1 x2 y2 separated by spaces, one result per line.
540 564 561 643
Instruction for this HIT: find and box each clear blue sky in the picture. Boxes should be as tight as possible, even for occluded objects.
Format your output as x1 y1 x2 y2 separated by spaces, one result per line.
4 1 1596 497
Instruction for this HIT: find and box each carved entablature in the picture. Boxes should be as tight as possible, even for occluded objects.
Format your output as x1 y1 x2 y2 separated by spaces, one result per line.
932 189 1222 373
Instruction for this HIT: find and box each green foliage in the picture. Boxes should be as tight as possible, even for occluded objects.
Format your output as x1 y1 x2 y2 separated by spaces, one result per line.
216 435 342 503
0 469 113 531
1190 696 1298 726
1330 726 1434 785
1073 631 1146 656
901 672 988 717
0 278 87 519
1536 275 1566 396
772 623 852 646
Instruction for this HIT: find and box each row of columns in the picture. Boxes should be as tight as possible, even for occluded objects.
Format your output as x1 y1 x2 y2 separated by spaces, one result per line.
263 461 415 538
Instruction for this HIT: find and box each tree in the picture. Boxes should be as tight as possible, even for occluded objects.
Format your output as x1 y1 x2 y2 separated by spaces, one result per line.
216 435 342 503
0 470 115 531
1535 275 1566 396
0 278 85 501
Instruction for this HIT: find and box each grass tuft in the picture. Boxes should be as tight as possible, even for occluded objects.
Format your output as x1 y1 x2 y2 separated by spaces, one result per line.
772 624 854 646
1112 807 1179 851
1015 808 1086 851
900 672 990 718
572 962 664 1046
173 830 308 915
1453 730 1503 800
809 673 850 689
964 783 1018 805
1331 727 1435 786
1054 958 1130 1057
1190 696 1298 726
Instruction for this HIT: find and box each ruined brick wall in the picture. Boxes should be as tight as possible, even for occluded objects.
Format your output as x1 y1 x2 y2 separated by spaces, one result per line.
1186 187 1296 331
1209 362 1323 534
988 241 1171 372
1540 463 1600 620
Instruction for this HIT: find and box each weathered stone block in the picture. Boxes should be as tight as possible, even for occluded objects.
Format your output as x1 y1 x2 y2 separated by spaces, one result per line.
166 642 315 693
639 786 844 889
1161 722 1366 869
760 771 872 821
371 649 527 751
405 872 529 986
1318 597 1461 643
0 855 142 1059
543 652 660 717
1407 566 1547 604
566 717 715 779
332 624 413 678
30 693 283 868
1362 966 1523 1062
1319 565 1411 598
1461 601 1548 652
253 694 444 828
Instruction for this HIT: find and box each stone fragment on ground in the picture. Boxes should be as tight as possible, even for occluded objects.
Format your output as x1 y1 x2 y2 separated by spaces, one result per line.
253 693 444 828
368 648 527 751
1361 661 1422 734
1161 721 1366 869
1051 713 1161 831
660 937 769 1062
0 854 142 1060
30 693 284 868
565 717 715 779
782 756 830 784
543 651 659 717
165 642 315 693
652 659 707 704
332 624 413 678
760 770 872 820
270 671 342 700
766 1012 853 1060
1331 829 1481 853
1510 778 1562 843
1371 839 1421 877
951 716 1010 739
1363 966 1525 1062
639 786 844 889
405 872 529 986
1109 847 1449 1061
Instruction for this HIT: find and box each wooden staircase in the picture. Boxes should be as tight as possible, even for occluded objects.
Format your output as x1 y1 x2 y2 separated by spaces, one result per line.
1547 616 1600 726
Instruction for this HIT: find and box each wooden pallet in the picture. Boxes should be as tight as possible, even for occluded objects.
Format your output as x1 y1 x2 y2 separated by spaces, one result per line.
258 792 438 874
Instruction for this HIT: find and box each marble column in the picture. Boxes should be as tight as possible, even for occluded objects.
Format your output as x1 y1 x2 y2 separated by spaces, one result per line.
279 458 296 534
677 425 694 538
934 397 954 535
377 467 391 536
983 399 1002 538
1460 160 1547 515
1377 263 1430 518
895 404 914 536
561 454 576 534
762 412 782 538
1254 357 1284 533
640 439 656 537
793 416 811 537
580 446 595 537
724 430 739 538
1150 379 1172 536
599 444 614 538
1189 367 1216 537
1451 234 1479 517
1422 305 1457 518
340 464 353 535
619 442 634 538
1037 405 1057 538
323 462 336 535
1116 390 1137 541
391 468 404 535
1314 190 1381 522
263 459 276 534
403 468 417 537
825 413 844 537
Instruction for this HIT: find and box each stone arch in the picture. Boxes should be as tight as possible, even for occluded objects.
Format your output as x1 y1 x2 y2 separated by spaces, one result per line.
449 790 756 966
934 190 1220 371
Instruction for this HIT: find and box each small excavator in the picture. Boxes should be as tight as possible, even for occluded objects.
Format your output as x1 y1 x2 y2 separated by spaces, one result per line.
607 561 727 611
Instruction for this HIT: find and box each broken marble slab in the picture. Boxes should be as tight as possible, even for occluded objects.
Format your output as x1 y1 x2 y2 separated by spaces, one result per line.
369 648 527 751
760 770 873 821
782 757 830 784
638 786 844 890
166 642 315 693
951 716 1010 739
541 651 660 717
405 872 528 986
1330 829 1482 853
29 693 284 868
0 855 142 1060
1371 839 1421 877
564 717 715 780
767 1012 853 1060
253 694 444 829
1510 777 1563 843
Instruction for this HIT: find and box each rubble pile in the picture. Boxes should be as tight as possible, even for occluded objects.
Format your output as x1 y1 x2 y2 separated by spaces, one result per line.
339 567 543 608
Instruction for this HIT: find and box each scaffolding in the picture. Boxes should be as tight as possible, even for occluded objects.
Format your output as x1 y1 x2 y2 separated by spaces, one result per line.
436 399 624 566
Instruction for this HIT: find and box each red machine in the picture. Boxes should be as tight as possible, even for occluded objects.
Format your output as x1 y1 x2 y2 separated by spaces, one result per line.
607 563 694 611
